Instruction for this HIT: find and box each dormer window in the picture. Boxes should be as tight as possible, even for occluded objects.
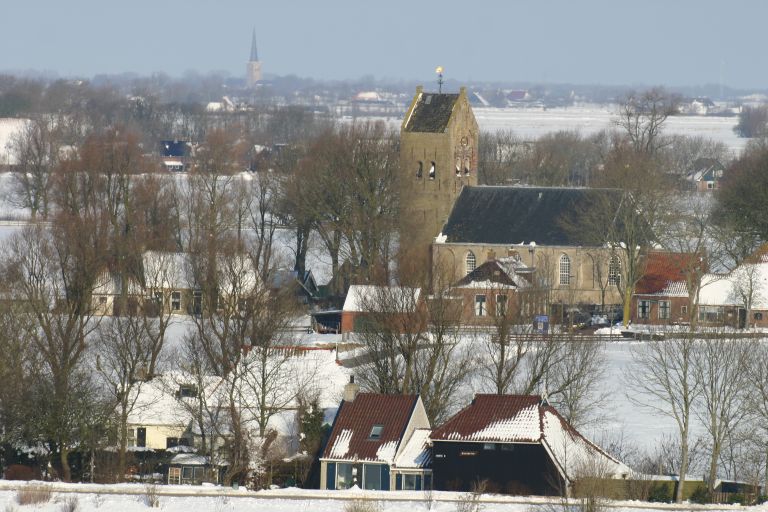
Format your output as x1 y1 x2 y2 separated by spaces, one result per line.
416 161 423 179
177 384 198 399
429 162 436 180
369 424 384 440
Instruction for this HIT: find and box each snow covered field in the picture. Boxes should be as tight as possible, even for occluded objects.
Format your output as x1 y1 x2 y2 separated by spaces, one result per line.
0 481 752 512
473 106 746 154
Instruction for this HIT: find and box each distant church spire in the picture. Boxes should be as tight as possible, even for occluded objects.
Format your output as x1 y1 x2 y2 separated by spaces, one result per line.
246 28 262 87
249 29 259 62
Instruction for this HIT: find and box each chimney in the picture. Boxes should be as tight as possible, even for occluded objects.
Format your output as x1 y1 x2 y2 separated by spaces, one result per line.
343 375 360 402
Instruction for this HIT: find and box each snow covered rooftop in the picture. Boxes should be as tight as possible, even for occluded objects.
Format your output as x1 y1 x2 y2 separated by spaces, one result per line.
343 285 421 313
394 428 432 469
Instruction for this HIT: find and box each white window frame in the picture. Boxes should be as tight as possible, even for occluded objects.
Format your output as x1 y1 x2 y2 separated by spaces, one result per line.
658 300 671 320
608 256 621 286
465 252 476 276
475 295 487 316
638 300 650 319
171 291 181 311
559 254 571 286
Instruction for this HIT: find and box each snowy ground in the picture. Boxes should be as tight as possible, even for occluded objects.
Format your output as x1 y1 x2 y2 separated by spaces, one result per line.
472 106 746 154
0 481 753 512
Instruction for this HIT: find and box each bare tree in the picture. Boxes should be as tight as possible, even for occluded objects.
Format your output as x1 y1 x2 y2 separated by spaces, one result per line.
9 115 60 219
693 334 754 494
94 316 158 481
1 224 104 481
734 105 768 138
627 335 699 503
615 88 680 155
729 262 765 328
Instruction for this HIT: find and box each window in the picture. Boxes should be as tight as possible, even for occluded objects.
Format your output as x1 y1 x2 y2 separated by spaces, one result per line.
127 428 136 447
496 295 508 317
369 425 384 440
559 254 571 286
681 305 688 315
658 300 670 320
136 427 146 448
153 291 163 306
192 290 202 315
638 300 650 319
707 182 714 189
416 161 423 179
402 474 419 490
98 296 107 306
178 384 198 398
483 443 496 451
475 295 487 316
455 158 461 176
755 312 764 321
500 444 515 452
698 306 724 323
336 463 354 489
465 252 476 276
608 256 621 286
171 291 181 311
363 464 382 490
464 160 471 176
428 161 436 180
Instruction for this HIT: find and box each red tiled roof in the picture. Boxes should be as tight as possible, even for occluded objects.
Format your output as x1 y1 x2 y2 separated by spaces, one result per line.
322 393 419 463
430 394 542 442
635 251 696 295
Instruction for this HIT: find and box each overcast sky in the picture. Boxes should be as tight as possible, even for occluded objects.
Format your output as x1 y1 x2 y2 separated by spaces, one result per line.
3 0 766 89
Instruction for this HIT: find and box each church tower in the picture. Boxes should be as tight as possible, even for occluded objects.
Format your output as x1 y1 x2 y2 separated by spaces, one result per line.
246 29 262 87
399 86 478 272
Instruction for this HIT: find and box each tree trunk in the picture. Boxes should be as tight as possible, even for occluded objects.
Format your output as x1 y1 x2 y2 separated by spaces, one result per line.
676 430 690 503
623 288 632 327
60 444 72 482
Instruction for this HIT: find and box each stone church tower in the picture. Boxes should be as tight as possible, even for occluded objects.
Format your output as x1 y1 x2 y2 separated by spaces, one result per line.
246 29 262 87
399 86 478 272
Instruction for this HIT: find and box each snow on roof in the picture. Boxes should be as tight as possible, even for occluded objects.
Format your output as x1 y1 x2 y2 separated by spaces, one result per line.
430 395 629 481
170 453 210 466
541 409 629 481
328 429 353 459
343 285 421 313
142 251 194 290
394 429 432 469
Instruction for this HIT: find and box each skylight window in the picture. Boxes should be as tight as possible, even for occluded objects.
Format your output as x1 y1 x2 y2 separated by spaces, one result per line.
369 424 384 440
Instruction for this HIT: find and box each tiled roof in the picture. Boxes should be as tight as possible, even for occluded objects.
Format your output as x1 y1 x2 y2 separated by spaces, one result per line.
322 393 419 463
430 394 629 481
431 395 542 442
441 187 624 246
454 257 530 288
635 251 696 295
394 428 432 469
403 93 459 133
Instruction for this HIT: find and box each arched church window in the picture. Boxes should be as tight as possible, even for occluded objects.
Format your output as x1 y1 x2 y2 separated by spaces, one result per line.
416 161 423 179
429 161 436 180
465 251 476 276
456 158 461 177
559 254 571 286
608 255 621 286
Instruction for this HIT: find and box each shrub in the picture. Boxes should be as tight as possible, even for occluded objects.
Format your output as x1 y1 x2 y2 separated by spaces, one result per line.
59 496 80 512
344 497 382 512
647 483 671 503
16 484 53 506
689 485 711 504
143 484 160 508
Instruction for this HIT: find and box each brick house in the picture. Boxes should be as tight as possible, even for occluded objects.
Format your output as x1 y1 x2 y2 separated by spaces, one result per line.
341 285 424 334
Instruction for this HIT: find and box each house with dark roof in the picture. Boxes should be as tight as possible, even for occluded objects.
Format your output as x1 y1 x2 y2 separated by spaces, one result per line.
451 256 537 325
319 379 432 491
429 394 629 495
432 186 626 310
685 158 725 192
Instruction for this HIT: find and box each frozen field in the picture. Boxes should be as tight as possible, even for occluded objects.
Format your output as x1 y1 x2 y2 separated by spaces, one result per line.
473 106 746 154
0 482 752 512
